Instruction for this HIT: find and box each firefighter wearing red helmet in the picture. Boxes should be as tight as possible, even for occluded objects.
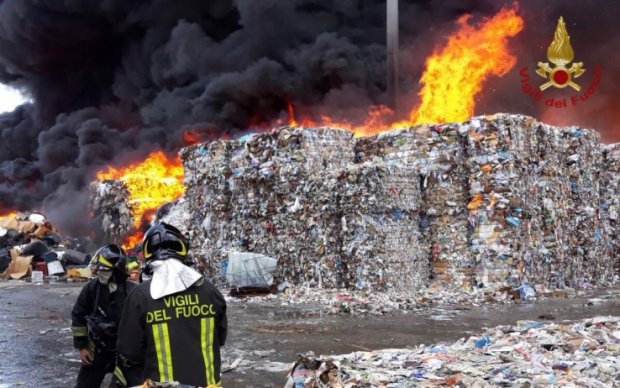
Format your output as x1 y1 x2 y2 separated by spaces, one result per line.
71 244 135 388
116 222 227 387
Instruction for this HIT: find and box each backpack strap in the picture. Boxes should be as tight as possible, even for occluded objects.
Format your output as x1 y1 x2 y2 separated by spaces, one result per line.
92 281 109 318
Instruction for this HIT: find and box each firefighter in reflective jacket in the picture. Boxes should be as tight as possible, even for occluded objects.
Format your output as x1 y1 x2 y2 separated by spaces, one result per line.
71 244 134 388
117 223 227 387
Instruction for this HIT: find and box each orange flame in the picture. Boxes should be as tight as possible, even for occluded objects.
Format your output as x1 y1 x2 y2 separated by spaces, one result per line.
409 6 523 125
0 211 17 221
122 230 144 251
94 6 523 248
287 102 298 127
287 5 523 135
183 130 202 145
97 151 184 230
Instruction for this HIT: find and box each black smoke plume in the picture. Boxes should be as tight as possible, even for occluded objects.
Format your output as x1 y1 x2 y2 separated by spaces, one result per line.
0 0 618 234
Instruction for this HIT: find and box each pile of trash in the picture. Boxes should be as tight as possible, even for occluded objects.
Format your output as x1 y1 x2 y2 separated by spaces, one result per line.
602 143 620 276
0 212 92 281
246 278 571 316
82 114 604 292
361 124 471 287
89 180 133 243
181 127 431 292
285 315 620 387
172 114 620 293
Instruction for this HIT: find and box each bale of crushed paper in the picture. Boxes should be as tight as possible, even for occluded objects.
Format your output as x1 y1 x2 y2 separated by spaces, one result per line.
602 143 620 278
89 180 133 242
179 114 617 293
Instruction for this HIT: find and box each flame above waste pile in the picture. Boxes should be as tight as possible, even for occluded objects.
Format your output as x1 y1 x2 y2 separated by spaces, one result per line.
95 5 523 245
408 6 523 125
96 151 184 231
287 5 524 136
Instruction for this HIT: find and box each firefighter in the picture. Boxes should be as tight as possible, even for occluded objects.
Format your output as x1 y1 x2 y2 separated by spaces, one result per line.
126 260 140 283
117 223 227 387
71 244 135 388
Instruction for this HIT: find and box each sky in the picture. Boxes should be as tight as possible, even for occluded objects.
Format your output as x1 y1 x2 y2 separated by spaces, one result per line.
0 83 28 113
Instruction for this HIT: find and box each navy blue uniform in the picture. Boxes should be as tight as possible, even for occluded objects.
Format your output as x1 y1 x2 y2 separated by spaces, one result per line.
117 279 227 386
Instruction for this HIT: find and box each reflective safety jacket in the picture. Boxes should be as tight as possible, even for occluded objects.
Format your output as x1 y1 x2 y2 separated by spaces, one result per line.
117 279 227 387
71 278 134 351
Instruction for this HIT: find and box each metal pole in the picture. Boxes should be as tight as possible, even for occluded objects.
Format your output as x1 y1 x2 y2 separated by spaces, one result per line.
387 0 399 115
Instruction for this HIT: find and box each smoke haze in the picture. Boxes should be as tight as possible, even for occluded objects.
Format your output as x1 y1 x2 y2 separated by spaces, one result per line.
0 0 617 233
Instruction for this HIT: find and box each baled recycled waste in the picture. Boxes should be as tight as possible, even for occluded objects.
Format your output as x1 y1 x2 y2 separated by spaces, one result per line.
601 143 620 278
181 127 430 292
176 114 618 294
361 124 471 288
285 316 620 387
152 197 191 236
89 180 133 243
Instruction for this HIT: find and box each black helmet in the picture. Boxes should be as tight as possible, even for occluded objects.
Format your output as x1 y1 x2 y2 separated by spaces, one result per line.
142 223 188 263
93 244 127 275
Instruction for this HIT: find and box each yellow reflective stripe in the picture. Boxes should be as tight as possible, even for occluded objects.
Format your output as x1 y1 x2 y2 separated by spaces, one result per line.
208 318 215 386
201 318 216 386
152 323 174 382
162 323 174 381
113 365 127 386
152 324 167 381
87 340 96 354
72 326 88 336
98 256 113 268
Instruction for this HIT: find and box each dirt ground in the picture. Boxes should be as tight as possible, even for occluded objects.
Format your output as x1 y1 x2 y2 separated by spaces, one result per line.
0 281 617 388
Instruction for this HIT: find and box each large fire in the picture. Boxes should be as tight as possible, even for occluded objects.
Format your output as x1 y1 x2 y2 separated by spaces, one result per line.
287 5 524 135
86 6 523 247
409 6 523 125
96 151 185 248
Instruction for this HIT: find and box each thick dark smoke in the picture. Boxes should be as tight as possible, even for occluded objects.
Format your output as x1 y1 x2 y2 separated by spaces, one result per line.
0 0 618 234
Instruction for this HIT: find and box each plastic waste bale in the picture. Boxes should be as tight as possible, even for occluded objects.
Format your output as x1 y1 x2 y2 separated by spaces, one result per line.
339 163 427 292
89 180 133 242
601 143 620 279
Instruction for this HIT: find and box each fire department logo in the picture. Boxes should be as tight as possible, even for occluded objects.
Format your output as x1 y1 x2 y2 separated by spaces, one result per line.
536 17 585 91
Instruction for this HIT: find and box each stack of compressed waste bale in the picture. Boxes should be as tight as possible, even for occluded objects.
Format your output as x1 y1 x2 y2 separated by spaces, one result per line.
180 140 234 272
465 115 537 288
172 114 618 292
89 180 133 243
464 115 613 289
339 163 426 291
601 143 620 277
355 125 472 288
